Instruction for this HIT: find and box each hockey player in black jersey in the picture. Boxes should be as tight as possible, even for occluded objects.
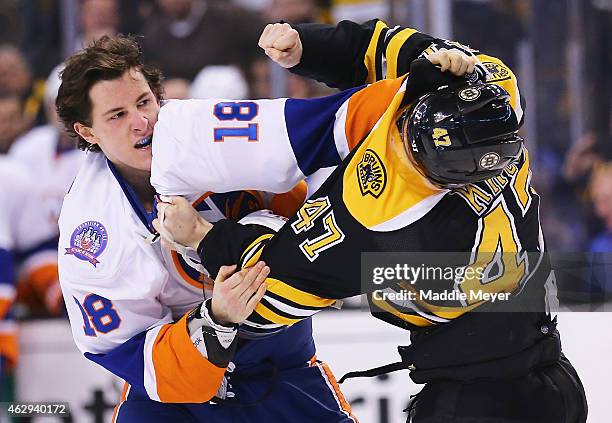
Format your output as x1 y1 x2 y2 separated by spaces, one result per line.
154 20 587 423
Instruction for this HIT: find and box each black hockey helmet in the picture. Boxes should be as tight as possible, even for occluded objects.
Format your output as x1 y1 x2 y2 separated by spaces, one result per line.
399 82 523 187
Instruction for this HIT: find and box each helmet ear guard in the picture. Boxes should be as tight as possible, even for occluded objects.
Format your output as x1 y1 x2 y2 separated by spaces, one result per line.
399 82 524 187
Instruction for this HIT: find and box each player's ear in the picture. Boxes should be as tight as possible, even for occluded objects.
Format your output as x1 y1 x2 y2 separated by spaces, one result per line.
74 122 99 145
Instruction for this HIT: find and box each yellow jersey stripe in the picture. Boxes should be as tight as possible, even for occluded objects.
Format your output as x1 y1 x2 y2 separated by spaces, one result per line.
371 297 435 327
266 278 335 308
254 302 302 325
364 20 388 84
385 28 419 79
240 234 274 267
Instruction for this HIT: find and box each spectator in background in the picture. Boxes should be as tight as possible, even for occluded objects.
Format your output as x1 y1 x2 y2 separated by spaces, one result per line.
162 78 191 100
453 0 526 71
0 46 32 98
0 1 23 46
190 65 248 99
72 0 120 52
582 0 612 161
0 46 32 149
327 0 388 23
20 0 62 80
0 95 28 154
142 0 264 81
590 163 612 250
0 44 47 127
250 55 329 99
264 0 320 24
584 162 612 298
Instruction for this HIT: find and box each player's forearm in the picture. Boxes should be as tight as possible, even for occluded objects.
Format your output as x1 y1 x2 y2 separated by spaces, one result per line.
290 19 381 89
83 312 230 403
291 19 491 87
198 219 274 278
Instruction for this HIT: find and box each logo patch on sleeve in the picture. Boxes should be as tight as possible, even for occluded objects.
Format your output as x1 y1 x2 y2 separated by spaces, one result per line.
482 62 511 82
357 149 387 198
65 221 108 267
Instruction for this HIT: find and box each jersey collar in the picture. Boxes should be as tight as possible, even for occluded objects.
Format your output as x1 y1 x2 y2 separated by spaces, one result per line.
106 159 157 233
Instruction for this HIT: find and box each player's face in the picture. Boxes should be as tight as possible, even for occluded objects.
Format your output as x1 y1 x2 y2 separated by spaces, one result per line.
82 68 160 177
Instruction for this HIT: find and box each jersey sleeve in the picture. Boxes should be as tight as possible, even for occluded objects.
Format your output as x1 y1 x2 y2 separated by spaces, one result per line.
291 19 438 89
198 215 336 334
151 86 399 198
291 19 525 125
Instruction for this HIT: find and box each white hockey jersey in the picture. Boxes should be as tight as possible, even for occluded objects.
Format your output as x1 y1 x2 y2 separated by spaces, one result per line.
0 156 58 364
58 151 305 403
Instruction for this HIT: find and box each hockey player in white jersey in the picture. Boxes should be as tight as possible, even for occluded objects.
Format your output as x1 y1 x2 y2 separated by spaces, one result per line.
0 157 58 383
10 65 85 315
56 35 356 422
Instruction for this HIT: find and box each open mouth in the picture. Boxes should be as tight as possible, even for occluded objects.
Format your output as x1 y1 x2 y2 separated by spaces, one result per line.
134 136 152 149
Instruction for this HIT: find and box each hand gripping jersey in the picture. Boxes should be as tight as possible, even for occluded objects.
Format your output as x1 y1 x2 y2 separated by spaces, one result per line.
0 156 58 367
151 20 562 384
58 151 356 423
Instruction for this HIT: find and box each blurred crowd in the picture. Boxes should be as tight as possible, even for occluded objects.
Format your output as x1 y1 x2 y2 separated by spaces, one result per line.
0 0 610 394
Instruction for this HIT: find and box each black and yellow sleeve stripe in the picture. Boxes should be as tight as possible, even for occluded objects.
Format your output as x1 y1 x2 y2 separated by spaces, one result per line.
239 234 335 327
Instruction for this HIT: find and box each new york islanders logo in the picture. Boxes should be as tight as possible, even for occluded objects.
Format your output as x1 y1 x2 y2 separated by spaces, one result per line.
66 221 108 267
357 149 387 198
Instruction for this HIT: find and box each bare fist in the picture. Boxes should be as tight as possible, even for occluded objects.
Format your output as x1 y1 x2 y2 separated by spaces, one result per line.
258 23 303 68
426 48 479 76
211 262 269 325
152 195 212 251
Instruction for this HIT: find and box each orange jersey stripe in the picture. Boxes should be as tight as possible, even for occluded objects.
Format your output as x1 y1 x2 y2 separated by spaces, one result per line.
152 313 226 403
0 298 12 320
171 251 205 289
111 382 130 423
345 78 404 150
317 361 359 422
0 333 19 369
269 181 307 218
19 263 58 296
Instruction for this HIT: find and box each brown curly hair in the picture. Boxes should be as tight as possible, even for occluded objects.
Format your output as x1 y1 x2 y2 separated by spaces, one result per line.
56 35 164 152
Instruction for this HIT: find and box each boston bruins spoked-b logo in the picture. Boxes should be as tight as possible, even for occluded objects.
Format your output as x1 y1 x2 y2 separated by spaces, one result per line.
357 149 387 198
459 87 481 102
479 152 501 169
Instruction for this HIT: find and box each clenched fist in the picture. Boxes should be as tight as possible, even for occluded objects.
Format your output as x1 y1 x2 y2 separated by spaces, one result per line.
258 23 303 68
